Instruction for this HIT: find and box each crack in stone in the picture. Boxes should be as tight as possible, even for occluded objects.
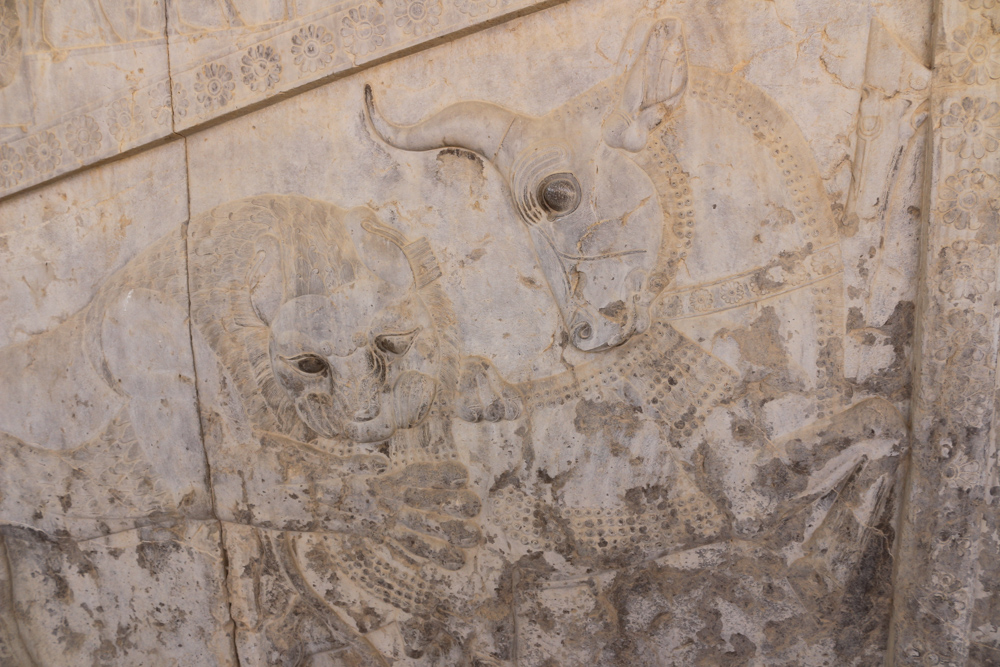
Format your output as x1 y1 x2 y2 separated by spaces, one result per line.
176 108 243 665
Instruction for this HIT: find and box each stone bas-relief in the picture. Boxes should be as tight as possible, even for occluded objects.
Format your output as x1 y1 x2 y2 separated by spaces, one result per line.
0 0 569 203
187 195 522 664
163 0 571 134
8 0 998 664
0 0 173 200
355 16 912 665
891 0 1000 662
0 142 235 665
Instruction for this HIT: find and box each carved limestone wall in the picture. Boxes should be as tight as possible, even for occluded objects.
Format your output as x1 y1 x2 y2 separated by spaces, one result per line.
890 0 1000 664
0 0 997 665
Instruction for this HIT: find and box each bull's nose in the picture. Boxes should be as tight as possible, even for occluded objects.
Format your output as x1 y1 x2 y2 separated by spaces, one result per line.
572 320 593 345
569 313 614 352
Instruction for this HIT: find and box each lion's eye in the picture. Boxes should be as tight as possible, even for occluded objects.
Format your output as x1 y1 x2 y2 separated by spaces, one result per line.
374 331 417 356
538 173 582 217
295 356 328 374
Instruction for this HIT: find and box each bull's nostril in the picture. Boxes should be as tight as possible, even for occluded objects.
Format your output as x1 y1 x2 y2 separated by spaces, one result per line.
573 322 593 341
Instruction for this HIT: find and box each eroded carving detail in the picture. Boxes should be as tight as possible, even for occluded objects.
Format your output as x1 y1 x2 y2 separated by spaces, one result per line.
360 16 906 664
241 45 282 93
186 196 521 663
0 0 20 89
0 5 958 665
365 19 690 352
890 2 1000 663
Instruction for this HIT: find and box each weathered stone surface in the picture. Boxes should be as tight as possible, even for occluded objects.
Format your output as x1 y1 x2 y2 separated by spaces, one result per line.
889 0 1000 664
164 0 570 133
0 0 172 200
3 0 1000 664
0 141 233 665
181 1 927 662
0 0 570 202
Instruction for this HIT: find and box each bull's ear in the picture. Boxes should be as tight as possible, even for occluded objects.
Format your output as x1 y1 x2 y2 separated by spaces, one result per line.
604 18 688 152
637 18 688 112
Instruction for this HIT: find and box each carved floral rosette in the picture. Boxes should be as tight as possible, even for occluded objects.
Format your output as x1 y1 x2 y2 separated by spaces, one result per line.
0 79 175 198
891 0 1000 663
0 0 533 201
167 0 527 132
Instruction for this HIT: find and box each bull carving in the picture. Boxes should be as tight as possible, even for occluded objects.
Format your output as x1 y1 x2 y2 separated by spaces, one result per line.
366 18 689 352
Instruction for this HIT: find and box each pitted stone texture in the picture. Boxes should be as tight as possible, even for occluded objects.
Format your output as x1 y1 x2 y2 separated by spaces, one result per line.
0 0 172 200
0 0 960 665
165 0 571 132
178 1 926 663
0 141 231 665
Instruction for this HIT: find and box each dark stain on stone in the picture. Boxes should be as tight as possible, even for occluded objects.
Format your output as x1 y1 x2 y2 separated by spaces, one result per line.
717 306 800 392
692 441 736 520
54 618 86 652
849 300 915 403
574 398 642 457
92 637 118 663
115 621 138 655
753 457 808 501
536 466 573 494
489 468 522 494
748 245 814 295
135 537 181 578
600 300 628 327
623 484 669 515
532 502 576 559
729 416 762 446
437 147 485 171
518 274 542 289
345 603 384 635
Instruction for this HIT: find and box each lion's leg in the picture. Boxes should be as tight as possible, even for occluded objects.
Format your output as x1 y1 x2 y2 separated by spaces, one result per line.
99 287 210 509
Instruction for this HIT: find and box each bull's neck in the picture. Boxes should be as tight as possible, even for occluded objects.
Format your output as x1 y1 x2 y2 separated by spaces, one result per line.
517 320 739 422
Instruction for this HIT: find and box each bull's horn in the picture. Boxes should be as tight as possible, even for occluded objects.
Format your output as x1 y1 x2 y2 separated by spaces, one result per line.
365 84 516 161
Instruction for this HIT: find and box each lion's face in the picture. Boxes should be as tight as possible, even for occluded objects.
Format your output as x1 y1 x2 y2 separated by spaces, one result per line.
268 276 439 444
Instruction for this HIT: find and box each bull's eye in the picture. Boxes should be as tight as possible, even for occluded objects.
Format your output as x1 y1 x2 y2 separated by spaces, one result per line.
538 173 582 217
295 355 328 374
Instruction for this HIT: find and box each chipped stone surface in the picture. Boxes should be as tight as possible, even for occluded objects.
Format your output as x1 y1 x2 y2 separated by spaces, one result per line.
889 0 1000 663
0 0 571 201
3 0 1000 664
0 0 173 200
0 141 232 665
164 0 571 133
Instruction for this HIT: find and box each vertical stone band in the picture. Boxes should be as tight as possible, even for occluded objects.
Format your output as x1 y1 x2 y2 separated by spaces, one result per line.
891 0 1000 663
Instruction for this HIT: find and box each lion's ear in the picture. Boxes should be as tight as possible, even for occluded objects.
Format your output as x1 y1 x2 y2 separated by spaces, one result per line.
247 234 284 325
346 207 414 288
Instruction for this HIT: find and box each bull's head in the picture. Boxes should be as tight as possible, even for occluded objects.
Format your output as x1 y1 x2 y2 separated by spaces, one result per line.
365 18 688 351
